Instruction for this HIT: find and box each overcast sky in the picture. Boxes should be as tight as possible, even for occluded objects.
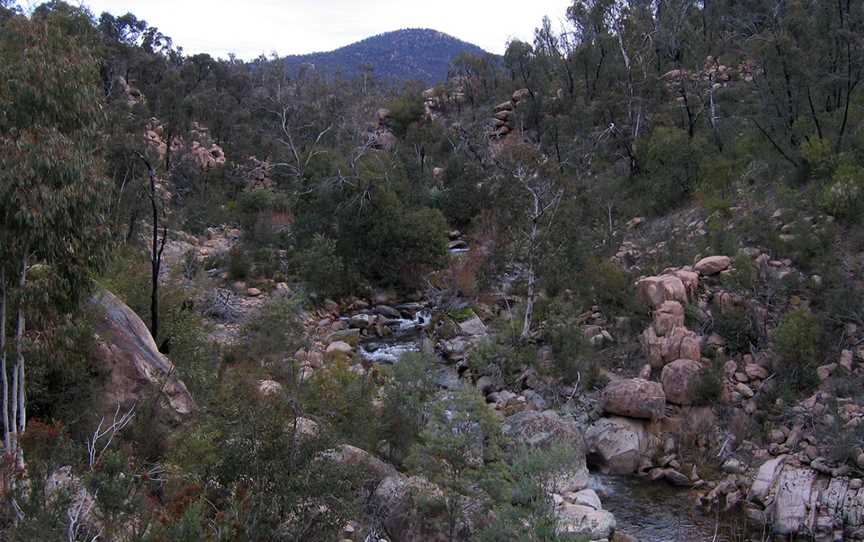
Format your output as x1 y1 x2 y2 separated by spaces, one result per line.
45 0 572 59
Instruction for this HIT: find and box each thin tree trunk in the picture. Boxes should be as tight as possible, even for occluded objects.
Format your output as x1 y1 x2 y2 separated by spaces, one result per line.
136 153 167 342
521 206 540 341
14 254 26 438
0 268 9 452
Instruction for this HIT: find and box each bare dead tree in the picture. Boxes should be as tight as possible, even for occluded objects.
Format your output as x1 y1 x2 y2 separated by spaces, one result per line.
87 403 136 470
135 153 168 342
271 106 332 185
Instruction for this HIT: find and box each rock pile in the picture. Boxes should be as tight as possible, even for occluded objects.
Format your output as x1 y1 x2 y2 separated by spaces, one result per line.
488 88 531 140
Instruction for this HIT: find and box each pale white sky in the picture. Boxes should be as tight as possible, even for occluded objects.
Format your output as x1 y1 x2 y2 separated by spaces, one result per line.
48 0 573 58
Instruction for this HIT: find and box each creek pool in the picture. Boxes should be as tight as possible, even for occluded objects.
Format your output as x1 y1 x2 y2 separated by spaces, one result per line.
592 474 748 541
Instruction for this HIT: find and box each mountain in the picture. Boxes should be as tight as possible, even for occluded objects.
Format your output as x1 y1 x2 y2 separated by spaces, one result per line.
283 28 491 83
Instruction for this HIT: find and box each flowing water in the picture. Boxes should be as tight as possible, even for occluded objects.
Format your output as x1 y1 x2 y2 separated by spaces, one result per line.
357 309 432 364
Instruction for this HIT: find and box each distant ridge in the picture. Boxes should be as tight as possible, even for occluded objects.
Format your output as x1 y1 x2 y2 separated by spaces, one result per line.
283 28 491 83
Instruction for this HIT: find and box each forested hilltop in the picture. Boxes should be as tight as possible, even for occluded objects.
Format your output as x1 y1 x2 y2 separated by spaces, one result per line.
282 28 493 83
1 0 864 541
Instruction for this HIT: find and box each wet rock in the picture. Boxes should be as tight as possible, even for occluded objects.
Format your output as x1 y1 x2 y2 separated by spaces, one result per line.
327 328 361 346
349 313 375 329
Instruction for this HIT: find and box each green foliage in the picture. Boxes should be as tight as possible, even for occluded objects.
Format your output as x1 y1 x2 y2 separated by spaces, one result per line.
387 93 425 138
693 359 724 406
583 258 637 315
338 187 449 290
379 352 438 465
293 234 346 298
26 309 106 437
407 389 504 541
634 127 700 214
240 295 305 367
0 7 112 304
302 361 381 451
820 163 864 221
479 445 587 542
800 137 836 180
236 189 290 245
544 323 600 388
773 308 822 393
712 307 760 354
169 381 363 541
98 245 152 320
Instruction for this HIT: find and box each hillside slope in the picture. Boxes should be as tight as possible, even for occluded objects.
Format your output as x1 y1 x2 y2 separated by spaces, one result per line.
283 28 491 82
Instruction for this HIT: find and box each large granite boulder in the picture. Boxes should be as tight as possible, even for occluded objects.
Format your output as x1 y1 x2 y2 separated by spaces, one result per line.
695 255 731 275
90 289 195 423
600 378 666 420
661 359 703 405
585 416 659 475
502 410 590 492
636 274 688 308
556 502 617 540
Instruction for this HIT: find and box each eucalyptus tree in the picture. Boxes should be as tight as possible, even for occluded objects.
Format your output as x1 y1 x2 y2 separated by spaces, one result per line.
0 5 112 455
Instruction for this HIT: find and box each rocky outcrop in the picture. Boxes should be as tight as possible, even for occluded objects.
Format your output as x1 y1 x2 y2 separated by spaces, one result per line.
488 88 530 140
600 379 666 420
90 289 195 423
636 274 689 308
369 108 397 150
372 474 452 542
641 325 701 368
746 456 864 540
585 416 658 475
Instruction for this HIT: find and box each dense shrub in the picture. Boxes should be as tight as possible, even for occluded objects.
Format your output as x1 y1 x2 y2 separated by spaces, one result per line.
712 307 760 354
293 233 346 298
240 295 305 367
634 127 700 214
773 308 822 392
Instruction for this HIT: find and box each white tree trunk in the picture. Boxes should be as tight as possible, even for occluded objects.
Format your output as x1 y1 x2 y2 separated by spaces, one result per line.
16 255 26 435
0 268 9 452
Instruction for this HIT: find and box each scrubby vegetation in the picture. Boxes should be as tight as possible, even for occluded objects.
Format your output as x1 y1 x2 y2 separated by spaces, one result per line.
4 0 864 540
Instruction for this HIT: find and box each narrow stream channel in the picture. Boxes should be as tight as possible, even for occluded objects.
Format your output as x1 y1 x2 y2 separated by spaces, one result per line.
352 305 746 542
